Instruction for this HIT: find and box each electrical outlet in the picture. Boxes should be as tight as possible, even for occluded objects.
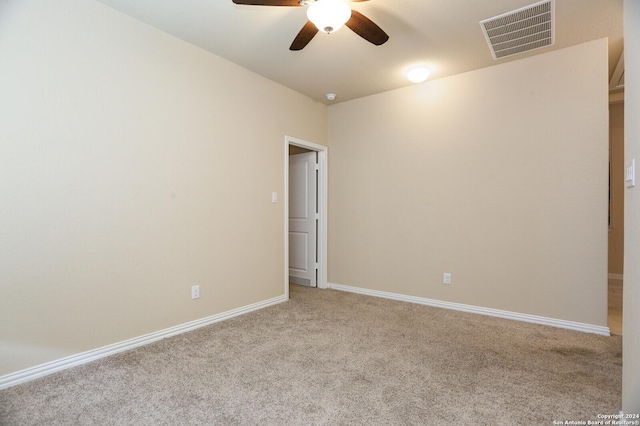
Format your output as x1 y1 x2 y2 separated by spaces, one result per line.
191 285 200 300
443 273 451 285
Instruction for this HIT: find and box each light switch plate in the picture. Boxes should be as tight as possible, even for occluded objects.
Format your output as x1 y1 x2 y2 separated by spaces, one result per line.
626 159 636 188
272 192 278 203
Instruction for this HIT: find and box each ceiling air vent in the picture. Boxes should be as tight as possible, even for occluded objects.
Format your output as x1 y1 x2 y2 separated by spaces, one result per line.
480 0 554 60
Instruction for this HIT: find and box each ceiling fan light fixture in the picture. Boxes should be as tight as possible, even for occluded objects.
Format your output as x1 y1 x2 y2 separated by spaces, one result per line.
407 66 430 83
307 0 352 34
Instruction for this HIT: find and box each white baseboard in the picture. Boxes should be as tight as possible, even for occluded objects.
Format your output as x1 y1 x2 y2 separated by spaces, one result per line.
608 273 623 280
328 283 610 336
0 295 287 390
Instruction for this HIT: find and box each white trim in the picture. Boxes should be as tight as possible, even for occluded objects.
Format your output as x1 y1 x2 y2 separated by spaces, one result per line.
608 273 623 281
285 136 328 294
328 283 611 336
0 295 286 390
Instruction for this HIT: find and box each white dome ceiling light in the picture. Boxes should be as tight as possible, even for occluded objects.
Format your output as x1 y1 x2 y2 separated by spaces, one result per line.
406 66 430 83
307 0 352 34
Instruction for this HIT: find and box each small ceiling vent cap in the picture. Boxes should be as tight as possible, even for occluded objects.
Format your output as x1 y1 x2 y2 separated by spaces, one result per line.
480 0 555 60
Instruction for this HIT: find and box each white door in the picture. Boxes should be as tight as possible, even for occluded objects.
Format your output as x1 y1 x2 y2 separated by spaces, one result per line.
289 151 317 287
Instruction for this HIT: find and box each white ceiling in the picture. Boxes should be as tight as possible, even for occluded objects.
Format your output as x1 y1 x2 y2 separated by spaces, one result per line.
96 0 623 104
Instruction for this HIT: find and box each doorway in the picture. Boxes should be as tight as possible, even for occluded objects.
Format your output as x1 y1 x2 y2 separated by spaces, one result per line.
608 100 624 335
284 136 328 300
289 148 317 287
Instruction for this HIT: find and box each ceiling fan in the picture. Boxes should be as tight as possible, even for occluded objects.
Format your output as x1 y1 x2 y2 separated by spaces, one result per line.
231 0 389 51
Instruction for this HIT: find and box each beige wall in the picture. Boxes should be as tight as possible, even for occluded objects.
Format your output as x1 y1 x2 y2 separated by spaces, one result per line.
0 0 327 375
609 102 625 275
623 0 640 413
328 39 609 326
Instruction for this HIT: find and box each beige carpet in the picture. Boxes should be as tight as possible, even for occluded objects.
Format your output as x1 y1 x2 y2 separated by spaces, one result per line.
0 285 622 425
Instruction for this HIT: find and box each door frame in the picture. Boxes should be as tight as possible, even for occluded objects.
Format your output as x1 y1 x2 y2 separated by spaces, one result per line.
284 135 328 299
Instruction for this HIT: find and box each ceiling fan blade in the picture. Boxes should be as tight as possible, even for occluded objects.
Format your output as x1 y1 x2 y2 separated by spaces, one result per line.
345 10 389 46
232 0 301 5
290 21 319 51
